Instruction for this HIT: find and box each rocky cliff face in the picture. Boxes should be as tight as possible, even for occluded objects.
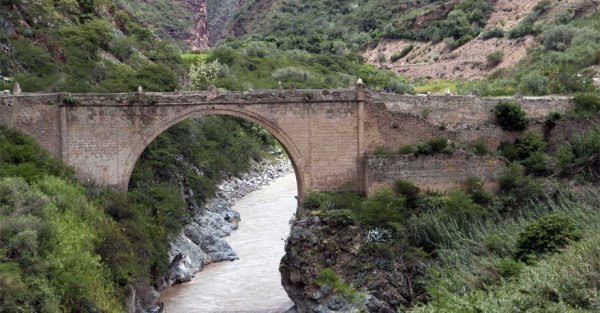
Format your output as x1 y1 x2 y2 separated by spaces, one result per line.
188 0 209 50
281 216 420 313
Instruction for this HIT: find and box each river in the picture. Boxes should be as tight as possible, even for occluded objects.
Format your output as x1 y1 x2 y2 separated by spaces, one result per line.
160 173 297 313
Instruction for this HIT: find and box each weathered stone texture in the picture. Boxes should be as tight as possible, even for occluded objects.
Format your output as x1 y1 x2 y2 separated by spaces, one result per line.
0 89 575 202
370 93 574 128
366 153 505 194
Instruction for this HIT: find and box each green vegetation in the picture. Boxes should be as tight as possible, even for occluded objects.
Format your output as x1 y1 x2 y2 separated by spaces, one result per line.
384 0 493 48
130 116 276 206
495 101 529 131
515 214 582 262
416 137 451 155
303 117 600 311
0 114 276 311
465 10 600 96
0 0 182 92
183 42 406 90
390 45 414 63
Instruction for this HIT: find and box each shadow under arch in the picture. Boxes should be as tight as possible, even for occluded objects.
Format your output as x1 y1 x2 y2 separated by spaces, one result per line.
121 107 306 206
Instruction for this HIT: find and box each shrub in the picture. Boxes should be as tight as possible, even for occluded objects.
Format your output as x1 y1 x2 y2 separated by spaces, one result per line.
486 50 504 66
544 111 562 128
303 192 330 210
398 145 415 155
480 27 504 39
465 176 495 206
521 151 551 176
508 14 538 39
272 67 312 84
495 258 524 278
470 139 490 156
63 93 80 105
393 179 420 206
357 189 405 227
444 191 490 221
519 72 549 96
541 25 575 51
515 214 582 262
322 209 355 226
513 132 546 160
316 268 360 300
388 78 415 95
390 45 413 62
573 92 600 114
498 163 544 214
495 101 529 131
373 146 392 156
416 137 450 155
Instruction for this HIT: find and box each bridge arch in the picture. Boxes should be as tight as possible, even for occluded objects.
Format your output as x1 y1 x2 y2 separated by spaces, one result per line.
121 106 306 204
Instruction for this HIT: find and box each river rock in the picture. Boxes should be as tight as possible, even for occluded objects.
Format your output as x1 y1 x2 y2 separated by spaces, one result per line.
184 223 238 262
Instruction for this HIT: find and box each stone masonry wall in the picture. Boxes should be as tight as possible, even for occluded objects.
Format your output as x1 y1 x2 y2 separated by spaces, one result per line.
370 93 574 128
366 153 505 195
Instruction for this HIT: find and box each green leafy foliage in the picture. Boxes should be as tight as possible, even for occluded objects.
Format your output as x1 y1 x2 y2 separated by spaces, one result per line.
515 214 582 262
495 101 529 131
390 45 414 62
416 137 451 155
0 1 182 93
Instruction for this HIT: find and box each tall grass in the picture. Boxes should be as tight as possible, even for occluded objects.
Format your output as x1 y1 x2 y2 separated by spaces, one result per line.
409 187 600 312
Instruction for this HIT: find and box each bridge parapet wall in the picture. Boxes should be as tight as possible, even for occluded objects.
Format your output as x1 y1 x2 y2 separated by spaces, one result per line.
370 92 574 128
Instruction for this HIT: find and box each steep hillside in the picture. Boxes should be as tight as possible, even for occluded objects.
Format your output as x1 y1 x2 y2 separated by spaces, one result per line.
364 0 600 80
119 0 241 49
224 0 600 95
0 0 182 92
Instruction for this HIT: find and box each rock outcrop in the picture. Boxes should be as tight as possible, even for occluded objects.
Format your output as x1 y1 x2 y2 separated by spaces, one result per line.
281 216 419 313
189 0 209 50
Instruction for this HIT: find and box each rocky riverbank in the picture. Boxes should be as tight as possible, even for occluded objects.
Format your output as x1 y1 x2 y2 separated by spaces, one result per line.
163 157 293 287
134 157 293 312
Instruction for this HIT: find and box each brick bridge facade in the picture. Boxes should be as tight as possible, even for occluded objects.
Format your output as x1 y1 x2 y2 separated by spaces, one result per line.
0 86 573 203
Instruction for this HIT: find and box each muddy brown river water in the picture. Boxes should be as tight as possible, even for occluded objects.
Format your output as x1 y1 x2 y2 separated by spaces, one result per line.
160 173 297 313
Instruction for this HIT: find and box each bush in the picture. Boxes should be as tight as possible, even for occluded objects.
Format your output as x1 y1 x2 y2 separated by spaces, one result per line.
398 145 415 155
322 209 355 226
544 111 562 128
303 192 330 210
541 25 575 51
513 132 546 160
416 137 450 155
444 191 490 221
316 268 360 300
498 163 544 214
508 14 538 39
480 27 504 39
393 179 420 206
357 189 405 227
465 176 495 206
519 72 549 96
388 78 415 95
390 45 413 62
515 214 582 262
495 101 529 131
486 50 504 66
470 139 490 156
573 92 600 114
495 258 524 278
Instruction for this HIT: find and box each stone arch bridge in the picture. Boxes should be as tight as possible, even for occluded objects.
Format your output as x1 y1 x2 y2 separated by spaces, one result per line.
0 87 573 203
